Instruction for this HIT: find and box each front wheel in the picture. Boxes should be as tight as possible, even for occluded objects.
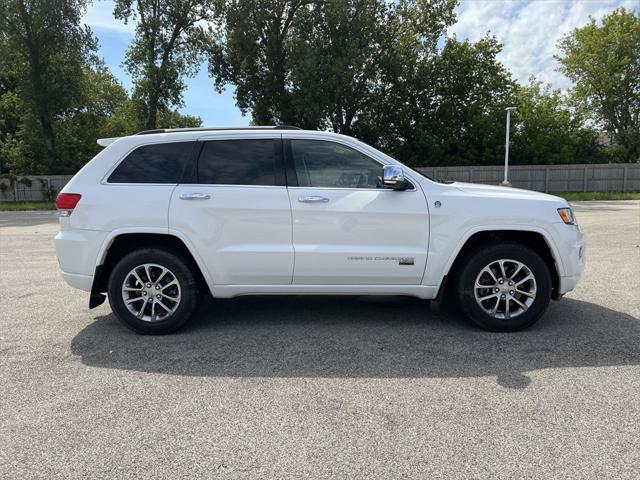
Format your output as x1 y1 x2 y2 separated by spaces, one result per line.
107 248 199 334
456 242 552 332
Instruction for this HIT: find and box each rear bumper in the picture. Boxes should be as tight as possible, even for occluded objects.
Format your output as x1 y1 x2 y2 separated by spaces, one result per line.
59 270 93 292
54 228 107 292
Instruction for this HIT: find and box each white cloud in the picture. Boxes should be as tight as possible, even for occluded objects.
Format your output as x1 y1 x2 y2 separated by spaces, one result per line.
448 0 639 90
83 1 134 34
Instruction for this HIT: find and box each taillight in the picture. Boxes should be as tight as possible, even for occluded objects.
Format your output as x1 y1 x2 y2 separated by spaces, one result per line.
55 193 81 216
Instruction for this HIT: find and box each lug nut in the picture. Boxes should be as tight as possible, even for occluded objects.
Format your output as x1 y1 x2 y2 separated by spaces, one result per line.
510 290 515 295
501 294 506 299
498 279 504 284
142 291 147 296
494 288 499 293
146 283 152 288
156 285 161 290
508 281 514 286
156 294 161 299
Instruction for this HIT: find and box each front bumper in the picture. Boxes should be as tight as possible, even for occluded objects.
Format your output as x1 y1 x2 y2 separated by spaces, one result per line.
553 224 586 295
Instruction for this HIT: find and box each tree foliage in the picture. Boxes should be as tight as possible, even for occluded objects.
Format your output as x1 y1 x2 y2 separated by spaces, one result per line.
290 0 456 135
0 1 636 174
0 0 95 170
557 7 640 161
209 0 314 125
0 2 202 175
510 80 605 165
114 0 222 129
384 35 516 167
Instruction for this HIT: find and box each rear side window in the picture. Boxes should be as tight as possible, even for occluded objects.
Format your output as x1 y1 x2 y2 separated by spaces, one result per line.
198 139 276 186
108 142 194 184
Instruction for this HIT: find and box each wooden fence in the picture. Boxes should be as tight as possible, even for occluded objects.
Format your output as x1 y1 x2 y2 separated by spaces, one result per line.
416 163 640 193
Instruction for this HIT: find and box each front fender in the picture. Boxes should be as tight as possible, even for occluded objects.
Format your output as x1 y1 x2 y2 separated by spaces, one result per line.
423 224 565 288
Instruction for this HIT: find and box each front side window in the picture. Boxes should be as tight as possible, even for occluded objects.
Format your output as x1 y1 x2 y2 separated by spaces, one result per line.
108 142 194 184
198 139 276 186
290 140 383 189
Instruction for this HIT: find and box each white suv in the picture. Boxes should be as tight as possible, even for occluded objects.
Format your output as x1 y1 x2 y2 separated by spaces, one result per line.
54 127 585 334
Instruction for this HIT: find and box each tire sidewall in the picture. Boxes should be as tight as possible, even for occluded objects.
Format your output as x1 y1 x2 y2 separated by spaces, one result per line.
458 242 552 332
108 248 198 334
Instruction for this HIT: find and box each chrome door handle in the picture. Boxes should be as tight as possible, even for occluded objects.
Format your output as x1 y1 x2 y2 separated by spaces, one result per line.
298 196 329 203
179 193 211 200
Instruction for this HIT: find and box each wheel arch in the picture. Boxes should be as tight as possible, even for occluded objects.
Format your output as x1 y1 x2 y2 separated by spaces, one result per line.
441 227 562 300
91 231 212 304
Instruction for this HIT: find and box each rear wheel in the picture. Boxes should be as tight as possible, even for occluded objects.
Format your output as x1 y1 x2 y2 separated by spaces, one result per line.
456 242 552 332
107 248 199 334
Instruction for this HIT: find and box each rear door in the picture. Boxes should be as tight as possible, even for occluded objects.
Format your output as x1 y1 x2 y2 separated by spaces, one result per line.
286 138 430 285
169 134 293 285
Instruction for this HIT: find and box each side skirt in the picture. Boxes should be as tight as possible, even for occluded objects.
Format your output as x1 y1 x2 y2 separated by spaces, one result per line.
211 284 439 299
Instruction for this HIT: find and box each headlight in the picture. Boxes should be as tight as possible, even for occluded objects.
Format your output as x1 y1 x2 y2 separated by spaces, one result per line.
557 207 576 225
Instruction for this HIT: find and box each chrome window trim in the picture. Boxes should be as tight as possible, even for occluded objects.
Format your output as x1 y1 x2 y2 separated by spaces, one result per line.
101 182 180 187
286 185 417 193
174 183 287 189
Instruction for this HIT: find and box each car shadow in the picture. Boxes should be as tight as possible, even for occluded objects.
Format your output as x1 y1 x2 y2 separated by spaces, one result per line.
71 296 640 389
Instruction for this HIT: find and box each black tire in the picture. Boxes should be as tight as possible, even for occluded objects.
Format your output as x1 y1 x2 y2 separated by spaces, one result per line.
107 248 199 334
456 242 552 332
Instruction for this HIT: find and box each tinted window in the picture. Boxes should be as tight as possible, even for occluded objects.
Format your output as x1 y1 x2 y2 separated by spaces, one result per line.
198 139 276 186
108 142 194 184
291 140 383 189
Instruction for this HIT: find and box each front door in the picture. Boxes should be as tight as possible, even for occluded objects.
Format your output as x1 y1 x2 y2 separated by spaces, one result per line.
286 138 430 285
170 136 293 285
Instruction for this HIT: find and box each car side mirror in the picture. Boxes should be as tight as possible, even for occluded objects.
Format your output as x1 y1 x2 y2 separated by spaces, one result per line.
383 165 408 190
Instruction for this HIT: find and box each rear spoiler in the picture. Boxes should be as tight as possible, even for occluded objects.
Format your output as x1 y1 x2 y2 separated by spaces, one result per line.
97 137 119 147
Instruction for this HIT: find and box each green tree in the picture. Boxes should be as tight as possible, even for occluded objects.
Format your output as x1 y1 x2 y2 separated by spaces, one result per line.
510 80 605 165
1 60 132 174
212 0 456 133
290 0 455 134
357 35 515 167
210 0 314 125
557 7 640 161
291 0 396 132
0 0 94 168
54 62 131 172
114 0 222 130
102 97 202 138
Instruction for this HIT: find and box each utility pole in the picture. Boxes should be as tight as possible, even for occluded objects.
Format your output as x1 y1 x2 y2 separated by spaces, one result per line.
502 107 516 186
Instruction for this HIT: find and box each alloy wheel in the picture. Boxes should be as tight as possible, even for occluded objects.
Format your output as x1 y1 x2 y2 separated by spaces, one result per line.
473 259 537 320
121 263 182 322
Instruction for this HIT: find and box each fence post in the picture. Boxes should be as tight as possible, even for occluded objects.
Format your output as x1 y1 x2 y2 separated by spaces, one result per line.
544 167 550 193
622 165 628 192
583 166 588 192
13 179 18 202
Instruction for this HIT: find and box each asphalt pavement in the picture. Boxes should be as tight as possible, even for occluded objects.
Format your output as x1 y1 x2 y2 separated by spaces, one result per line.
1 201 639 479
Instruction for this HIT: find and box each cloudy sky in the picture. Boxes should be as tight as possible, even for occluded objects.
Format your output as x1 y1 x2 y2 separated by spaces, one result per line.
84 0 639 126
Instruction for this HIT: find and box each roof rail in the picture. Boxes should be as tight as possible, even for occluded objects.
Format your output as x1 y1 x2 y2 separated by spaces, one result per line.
135 125 302 135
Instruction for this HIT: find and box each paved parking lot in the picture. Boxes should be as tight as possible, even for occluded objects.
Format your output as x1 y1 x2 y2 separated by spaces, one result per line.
1 201 639 479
